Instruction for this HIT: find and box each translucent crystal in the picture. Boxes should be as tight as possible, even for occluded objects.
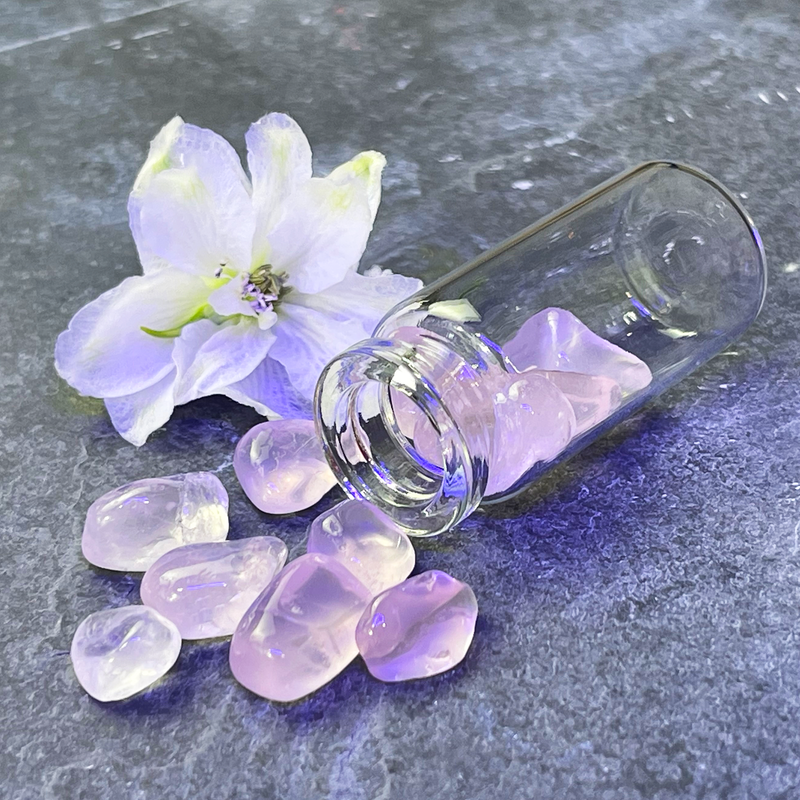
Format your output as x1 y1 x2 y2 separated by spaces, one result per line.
306 500 415 595
229 553 371 702
234 419 337 514
355 570 478 682
503 307 653 396
486 372 576 494
536 369 623 435
81 472 229 572
70 606 182 702
140 536 288 640
403 371 576 495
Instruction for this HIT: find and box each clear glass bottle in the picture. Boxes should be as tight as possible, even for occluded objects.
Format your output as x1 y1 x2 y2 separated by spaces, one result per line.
315 162 767 536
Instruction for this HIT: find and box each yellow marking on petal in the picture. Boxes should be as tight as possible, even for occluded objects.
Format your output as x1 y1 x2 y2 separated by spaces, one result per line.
140 304 210 338
349 151 384 179
329 184 354 211
132 116 184 193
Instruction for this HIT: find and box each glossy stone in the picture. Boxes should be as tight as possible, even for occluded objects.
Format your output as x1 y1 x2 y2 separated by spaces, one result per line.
234 419 337 514
81 473 229 572
486 372 577 495
536 369 623 435
140 536 288 640
306 500 415 595
503 307 653 396
401 367 576 495
70 606 182 702
356 570 478 682
229 553 371 702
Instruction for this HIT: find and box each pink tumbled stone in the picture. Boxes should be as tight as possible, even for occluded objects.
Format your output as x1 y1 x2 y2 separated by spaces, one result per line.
486 372 576 494
140 536 288 640
82 472 229 572
356 570 478 682
234 419 337 514
306 500 415 595
536 369 623 435
70 606 182 702
504 307 653 396
229 553 371 702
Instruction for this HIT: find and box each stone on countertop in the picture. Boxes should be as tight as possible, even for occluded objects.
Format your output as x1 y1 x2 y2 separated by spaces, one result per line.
70 606 182 702
355 570 478 682
233 419 338 514
306 500 415 595
140 536 288 640
229 553 371 702
81 473 229 572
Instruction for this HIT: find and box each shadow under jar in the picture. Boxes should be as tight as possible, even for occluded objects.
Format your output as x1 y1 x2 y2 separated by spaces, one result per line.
315 162 767 536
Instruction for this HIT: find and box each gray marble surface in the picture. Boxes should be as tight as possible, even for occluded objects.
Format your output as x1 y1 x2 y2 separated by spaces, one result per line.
2 0 800 797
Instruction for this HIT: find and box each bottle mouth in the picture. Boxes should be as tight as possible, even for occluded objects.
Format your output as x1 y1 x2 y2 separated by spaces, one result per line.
314 331 492 537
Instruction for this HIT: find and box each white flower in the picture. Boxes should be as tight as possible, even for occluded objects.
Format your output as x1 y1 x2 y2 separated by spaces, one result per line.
55 113 422 445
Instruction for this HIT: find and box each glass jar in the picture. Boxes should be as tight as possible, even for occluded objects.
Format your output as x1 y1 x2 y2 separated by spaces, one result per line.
315 162 767 536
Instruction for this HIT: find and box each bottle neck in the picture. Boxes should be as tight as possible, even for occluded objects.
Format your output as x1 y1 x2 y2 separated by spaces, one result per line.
314 322 504 536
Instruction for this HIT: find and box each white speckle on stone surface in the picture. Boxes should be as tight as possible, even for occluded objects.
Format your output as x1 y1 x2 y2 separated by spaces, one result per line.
665 114 676 123
543 131 576 147
512 179 534 190
784 262 799 273
758 91 771 104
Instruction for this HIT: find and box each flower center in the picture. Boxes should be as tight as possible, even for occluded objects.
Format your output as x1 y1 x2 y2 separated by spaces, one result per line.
242 264 288 313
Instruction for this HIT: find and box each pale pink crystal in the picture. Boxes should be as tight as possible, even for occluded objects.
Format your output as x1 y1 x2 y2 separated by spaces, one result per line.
404 371 576 495
70 606 182 702
355 570 478 682
536 369 623 435
391 388 443 467
486 372 576 494
234 419 337 514
229 553 371 702
140 536 288 640
503 307 653 396
306 500 415 595
81 472 229 572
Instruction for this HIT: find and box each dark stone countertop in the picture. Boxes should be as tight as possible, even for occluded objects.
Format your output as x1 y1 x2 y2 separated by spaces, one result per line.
3 1 800 797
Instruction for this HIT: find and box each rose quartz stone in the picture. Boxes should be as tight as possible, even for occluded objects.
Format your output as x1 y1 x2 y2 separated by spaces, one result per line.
234 419 337 514
70 606 182 702
486 372 576 494
536 369 623 435
356 570 478 682
140 536 288 640
82 472 229 572
229 553 371 702
503 307 653 396
306 500 415 595
404 371 575 495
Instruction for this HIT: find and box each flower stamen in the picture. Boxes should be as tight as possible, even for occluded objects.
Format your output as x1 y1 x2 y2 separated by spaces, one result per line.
243 263 288 313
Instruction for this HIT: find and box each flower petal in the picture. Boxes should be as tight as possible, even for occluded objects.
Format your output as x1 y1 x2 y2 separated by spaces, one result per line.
207 276 257 319
267 171 376 295
269 301 368 398
326 150 386 224
55 269 210 398
133 123 255 276
246 113 312 266
293 268 423 338
172 318 276 404
128 116 185 273
104 370 177 446
222 356 314 419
